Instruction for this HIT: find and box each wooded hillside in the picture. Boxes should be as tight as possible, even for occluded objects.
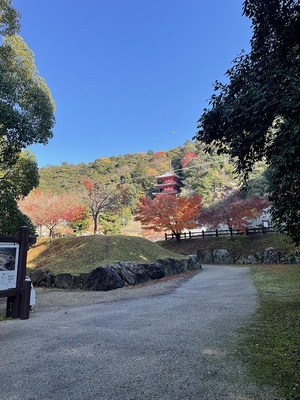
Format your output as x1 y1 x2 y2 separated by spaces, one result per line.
38 140 268 208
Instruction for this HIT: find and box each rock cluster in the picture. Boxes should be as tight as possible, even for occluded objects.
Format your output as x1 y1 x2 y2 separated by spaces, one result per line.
28 255 201 291
197 246 300 264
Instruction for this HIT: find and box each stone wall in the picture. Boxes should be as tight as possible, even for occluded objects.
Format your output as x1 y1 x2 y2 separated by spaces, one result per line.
197 247 300 264
28 255 202 291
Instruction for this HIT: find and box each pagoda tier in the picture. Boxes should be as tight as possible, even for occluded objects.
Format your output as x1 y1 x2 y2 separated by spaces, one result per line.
153 171 183 196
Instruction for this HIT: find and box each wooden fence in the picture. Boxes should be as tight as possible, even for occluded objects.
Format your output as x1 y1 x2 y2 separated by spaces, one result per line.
164 226 276 241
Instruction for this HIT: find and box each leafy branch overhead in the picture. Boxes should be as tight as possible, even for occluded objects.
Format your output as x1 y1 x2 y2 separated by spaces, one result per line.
195 0 300 243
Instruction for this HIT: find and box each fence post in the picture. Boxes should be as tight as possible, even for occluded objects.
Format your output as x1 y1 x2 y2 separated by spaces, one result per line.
216 229 218 237
189 231 191 239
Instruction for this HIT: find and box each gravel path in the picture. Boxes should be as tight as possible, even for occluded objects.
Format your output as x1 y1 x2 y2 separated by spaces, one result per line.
0 266 283 400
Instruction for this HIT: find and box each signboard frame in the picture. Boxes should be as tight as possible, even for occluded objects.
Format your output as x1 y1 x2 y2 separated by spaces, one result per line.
0 243 20 291
0 227 36 319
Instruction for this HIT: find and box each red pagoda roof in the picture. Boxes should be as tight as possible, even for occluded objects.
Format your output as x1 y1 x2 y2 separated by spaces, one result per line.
155 171 182 179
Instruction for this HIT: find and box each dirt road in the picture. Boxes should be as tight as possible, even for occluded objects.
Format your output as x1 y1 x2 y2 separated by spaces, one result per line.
0 266 282 400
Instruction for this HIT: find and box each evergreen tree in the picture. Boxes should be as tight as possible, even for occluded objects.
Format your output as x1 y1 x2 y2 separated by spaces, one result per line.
195 0 300 242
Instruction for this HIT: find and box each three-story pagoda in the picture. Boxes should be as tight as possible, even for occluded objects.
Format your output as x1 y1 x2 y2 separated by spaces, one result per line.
153 171 183 196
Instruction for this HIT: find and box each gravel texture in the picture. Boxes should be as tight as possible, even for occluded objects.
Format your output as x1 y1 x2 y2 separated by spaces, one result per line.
0 266 283 400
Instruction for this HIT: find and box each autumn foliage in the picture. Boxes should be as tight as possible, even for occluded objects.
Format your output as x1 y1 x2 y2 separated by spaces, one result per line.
134 194 203 241
181 152 197 168
19 189 86 238
201 192 271 233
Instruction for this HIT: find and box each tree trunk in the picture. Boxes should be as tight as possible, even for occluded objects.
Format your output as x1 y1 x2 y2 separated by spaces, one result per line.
93 212 99 234
174 232 181 242
49 227 54 242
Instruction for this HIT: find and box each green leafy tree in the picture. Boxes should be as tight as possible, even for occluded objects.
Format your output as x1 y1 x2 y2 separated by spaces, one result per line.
70 218 90 235
0 150 39 235
0 1 55 234
0 32 55 166
0 150 39 197
0 195 35 236
195 0 300 243
0 0 20 36
99 212 121 235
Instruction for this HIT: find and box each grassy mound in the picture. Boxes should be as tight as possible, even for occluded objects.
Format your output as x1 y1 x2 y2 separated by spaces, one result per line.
27 235 185 275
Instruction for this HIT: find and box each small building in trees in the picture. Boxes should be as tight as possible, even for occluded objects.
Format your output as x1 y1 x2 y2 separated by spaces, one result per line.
153 171 183 196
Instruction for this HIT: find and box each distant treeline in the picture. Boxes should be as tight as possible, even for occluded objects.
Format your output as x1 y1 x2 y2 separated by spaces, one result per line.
38 140 269 210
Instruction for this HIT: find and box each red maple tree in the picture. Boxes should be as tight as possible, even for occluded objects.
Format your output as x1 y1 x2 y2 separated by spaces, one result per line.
134 194 203 242
201 192 271 236
19 189 86 239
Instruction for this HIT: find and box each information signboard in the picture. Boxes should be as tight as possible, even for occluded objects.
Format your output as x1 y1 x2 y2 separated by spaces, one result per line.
0 243 19 291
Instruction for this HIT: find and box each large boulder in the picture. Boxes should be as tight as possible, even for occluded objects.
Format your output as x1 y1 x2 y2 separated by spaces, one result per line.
84 266 125 291
236 254 260 264
28 269 54 287
263 247 279 264
212 249 233 264
196 250 213 264
186 254 202 270
53 273 87 289
143 262 165 280
157 256 201 276
157 258 188 276
112 262 149 285
111 263 137 285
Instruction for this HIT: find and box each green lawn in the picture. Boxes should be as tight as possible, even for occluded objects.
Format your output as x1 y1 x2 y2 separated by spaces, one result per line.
237 264 300 399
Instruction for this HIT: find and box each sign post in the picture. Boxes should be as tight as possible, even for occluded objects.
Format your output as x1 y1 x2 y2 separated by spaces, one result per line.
0 226 36 319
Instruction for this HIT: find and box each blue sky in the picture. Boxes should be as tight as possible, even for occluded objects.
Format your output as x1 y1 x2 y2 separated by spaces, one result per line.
13 0 252 167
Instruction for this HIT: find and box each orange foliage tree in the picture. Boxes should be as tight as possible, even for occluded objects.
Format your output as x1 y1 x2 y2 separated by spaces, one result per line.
18 189 86 239
134 194 203 242
201 192 271 237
